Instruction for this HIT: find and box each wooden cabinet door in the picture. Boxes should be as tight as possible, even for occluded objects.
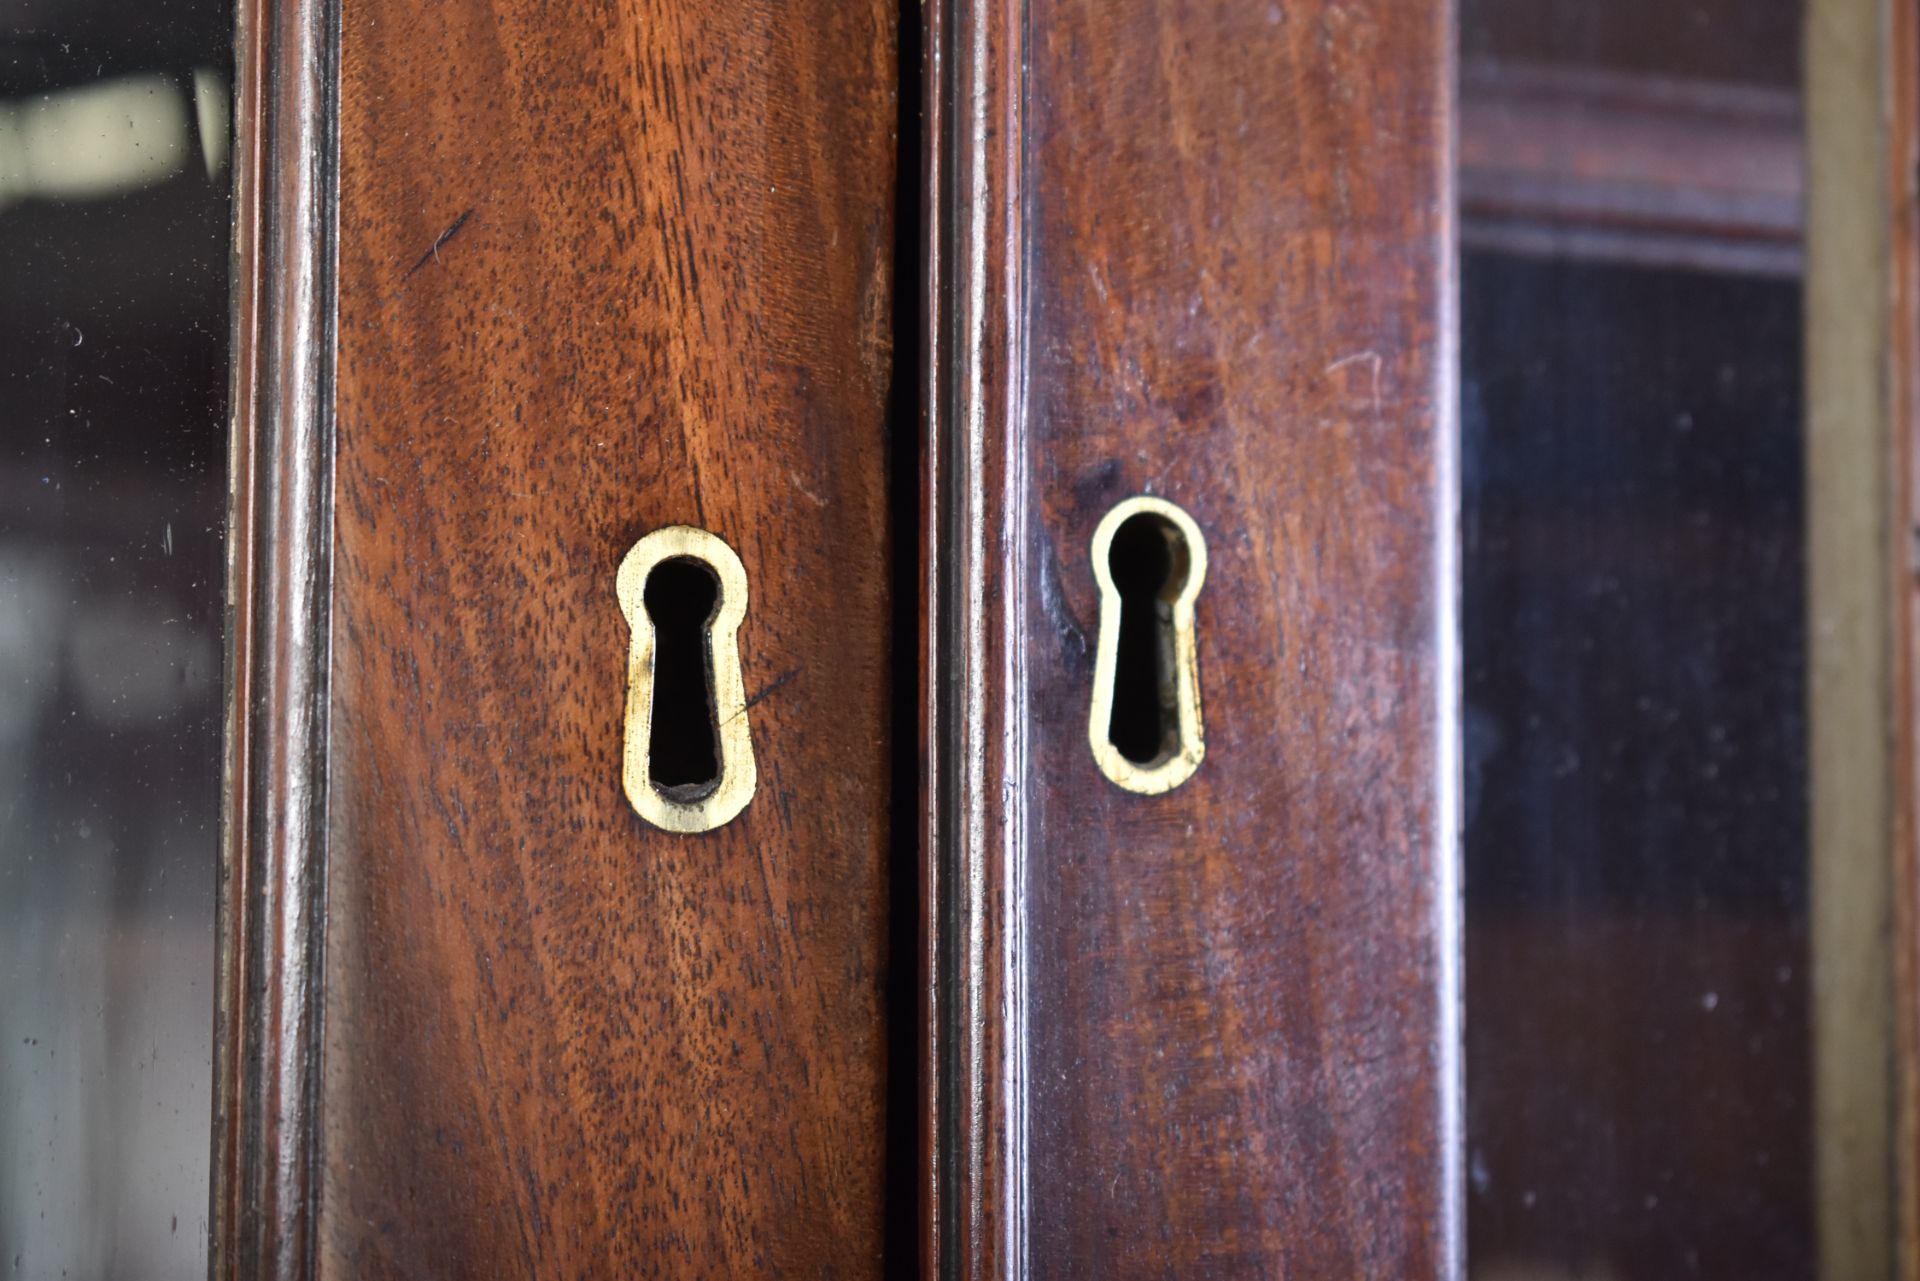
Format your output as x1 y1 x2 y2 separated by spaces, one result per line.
218 0 1454 1276
222 0 905 1275
20 0 1920 1276
917 0 1455 1274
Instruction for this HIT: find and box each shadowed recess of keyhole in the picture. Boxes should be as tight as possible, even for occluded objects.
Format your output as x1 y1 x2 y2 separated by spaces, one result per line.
644 556 722 796
1108 512 1189 765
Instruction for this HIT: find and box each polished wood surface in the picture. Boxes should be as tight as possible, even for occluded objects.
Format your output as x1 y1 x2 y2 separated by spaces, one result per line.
228 0 1459 1271
301 0 900 1274
216 0 337 1272
922 0 1458 1274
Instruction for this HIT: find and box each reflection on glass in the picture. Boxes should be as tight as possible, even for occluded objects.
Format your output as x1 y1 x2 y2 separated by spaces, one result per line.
1460 0 1823 1277
0 5 231 1276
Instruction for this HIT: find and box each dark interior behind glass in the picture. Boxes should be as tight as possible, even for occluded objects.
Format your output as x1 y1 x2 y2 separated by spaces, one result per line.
1460 0 1813 1276
0 3 231 1276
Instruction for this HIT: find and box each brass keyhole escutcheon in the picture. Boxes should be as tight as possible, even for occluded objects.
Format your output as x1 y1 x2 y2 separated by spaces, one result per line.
616 526 756 832
1088 496 1208 794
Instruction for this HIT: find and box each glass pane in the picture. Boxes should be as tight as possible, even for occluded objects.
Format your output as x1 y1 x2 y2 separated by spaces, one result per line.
0 4 232 1276
1454 0 1866 1276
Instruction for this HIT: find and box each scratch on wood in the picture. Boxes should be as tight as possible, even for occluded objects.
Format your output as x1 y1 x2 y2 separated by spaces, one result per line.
740 666 801 717
1325 348 1383 416
404 207 477 279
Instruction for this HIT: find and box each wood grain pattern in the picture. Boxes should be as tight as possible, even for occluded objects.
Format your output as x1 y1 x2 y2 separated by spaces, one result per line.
313 0 901 1274
923 0 1459 1274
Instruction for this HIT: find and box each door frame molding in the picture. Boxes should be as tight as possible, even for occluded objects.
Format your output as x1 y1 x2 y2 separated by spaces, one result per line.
920 0 1033 1275
215 0 338 1274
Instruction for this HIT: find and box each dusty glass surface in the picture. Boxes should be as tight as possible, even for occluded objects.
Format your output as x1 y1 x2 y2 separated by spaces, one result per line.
0 3 231 1276
1459 0 1824 1276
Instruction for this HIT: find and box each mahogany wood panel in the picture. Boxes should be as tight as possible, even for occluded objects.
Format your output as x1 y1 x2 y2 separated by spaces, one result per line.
922 0 1458 1274
229 0 907 1275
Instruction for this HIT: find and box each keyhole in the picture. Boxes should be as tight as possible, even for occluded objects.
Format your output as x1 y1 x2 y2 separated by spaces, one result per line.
1106 513 1189 764
617 525 756 832
643 557 722 797
1088 496 1207 793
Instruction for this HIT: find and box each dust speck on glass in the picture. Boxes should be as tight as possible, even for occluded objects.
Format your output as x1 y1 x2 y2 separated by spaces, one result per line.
0 2 232 1277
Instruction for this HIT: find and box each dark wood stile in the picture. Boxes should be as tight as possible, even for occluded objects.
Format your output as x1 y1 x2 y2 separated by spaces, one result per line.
215 0 339 1273
922 0 1462 1275
220 0 905 1274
